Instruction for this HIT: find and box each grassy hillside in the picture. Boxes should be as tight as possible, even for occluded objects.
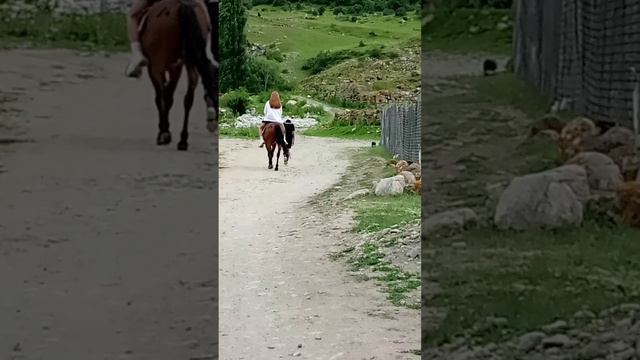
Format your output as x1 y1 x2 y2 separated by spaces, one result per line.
246 5 420 81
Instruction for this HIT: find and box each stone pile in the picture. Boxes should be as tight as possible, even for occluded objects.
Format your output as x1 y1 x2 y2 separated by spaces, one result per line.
233 114 318 129
493 116 640 229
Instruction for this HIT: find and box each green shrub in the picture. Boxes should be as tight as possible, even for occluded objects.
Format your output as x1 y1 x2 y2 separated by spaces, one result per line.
382 8 394 16
221 88 251 115
243 56 291 93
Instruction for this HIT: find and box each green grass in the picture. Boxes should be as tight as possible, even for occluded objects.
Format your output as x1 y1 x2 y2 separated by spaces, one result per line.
304 124 380 140
247 6 420 81
337 146 420 235
423 8 512 54
322 146 421 309
0 11 128 51
425 221 640 345
423 54 640 347
219 126 259 139
353 194 420 232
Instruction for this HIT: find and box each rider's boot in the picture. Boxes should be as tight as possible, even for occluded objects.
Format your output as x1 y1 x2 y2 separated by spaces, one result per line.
125 42 147 78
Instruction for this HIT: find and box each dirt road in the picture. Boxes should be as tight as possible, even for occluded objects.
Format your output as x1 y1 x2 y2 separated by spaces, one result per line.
219 137 420 359
0 49 218 360
0 49 419 359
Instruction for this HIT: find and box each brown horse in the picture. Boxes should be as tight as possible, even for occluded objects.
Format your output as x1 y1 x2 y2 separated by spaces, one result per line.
139 0 218 151
263 122 290 171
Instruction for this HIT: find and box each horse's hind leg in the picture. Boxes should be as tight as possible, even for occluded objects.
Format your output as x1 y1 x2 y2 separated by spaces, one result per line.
275 146 280 171
150 66 172 145
267 148 273 169
178 66 198 151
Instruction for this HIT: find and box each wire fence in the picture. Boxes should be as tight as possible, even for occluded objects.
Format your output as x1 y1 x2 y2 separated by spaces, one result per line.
379 101 422 163
514 0 640 128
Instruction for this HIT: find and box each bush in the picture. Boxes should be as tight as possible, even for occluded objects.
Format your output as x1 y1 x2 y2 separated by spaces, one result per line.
395 7 406 16
265 48 284 62
382 8 394 16
333 6 344 15
221 89 251 115
358 40 366 47
318 6 325 15
243 56 291 94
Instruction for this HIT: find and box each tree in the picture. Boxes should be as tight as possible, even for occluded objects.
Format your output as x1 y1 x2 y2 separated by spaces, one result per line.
220 0 248 91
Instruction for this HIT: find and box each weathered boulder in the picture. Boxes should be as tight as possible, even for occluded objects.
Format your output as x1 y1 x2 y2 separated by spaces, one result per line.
567 152 623 191
558 117 600 161
608 145 640 182
423 208 478 236
494 165 590 230
374 175 406 196
399 171 416 185
599 126 635 153
343 189 370 200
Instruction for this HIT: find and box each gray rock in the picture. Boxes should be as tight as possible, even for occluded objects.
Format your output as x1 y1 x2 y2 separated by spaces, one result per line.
343 189 370 200
567 152 623 191
542 334 572 348
374 175 406 196
615 347 635 360
578 341 608 359
600 126 636 152
406 246 420 259
399 171 416 185
517 331 546 353
423 208 478 236
494 165 590 230
542 320 569 333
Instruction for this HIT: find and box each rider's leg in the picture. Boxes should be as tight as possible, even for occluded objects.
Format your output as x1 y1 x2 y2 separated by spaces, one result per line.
258 122 266 147
125 0 149 77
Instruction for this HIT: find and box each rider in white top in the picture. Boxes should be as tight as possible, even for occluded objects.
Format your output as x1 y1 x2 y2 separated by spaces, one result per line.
263 100 283 123
259 91 288 147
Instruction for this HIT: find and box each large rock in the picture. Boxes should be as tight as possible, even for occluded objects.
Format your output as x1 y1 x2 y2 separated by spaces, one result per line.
399 171 417 185
558 117 600 161
599 126 636 152
608 145 640 181
567 152 623 191
494 165 590 230
374 175 406 196
423 208 478 236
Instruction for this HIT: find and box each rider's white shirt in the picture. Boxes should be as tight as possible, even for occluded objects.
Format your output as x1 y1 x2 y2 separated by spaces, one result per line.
264 101 284 123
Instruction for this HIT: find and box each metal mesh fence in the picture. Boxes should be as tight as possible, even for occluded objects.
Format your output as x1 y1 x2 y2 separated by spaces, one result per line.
514 0 640 127
380 101 422 163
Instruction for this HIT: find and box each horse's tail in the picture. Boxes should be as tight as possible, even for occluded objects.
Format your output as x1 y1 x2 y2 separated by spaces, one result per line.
275 124 290 157
178 1 217 104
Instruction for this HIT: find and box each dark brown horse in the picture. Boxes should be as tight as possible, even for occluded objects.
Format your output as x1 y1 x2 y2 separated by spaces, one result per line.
263 122 290 171
139 0 218 151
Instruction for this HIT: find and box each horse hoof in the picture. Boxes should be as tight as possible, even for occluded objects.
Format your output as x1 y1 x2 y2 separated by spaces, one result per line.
268 165 273 169
275 166 279 171
177 142 188 151
206 120 217 133
156 132 172 145
207 108 218 122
